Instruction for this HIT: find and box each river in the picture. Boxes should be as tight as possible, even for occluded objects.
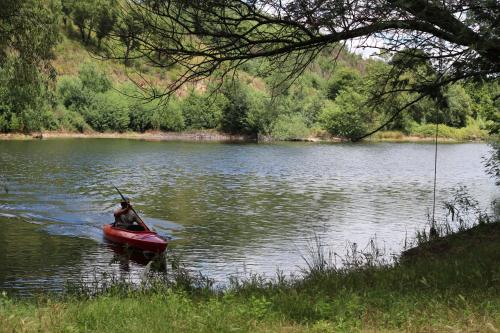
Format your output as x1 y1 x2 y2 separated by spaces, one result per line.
0 139 497 295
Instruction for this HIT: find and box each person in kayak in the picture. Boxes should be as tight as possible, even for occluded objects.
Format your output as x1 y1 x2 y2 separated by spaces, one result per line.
114 197 141 229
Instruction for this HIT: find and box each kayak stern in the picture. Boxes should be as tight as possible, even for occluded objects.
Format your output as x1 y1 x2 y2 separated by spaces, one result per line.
103 224 167 253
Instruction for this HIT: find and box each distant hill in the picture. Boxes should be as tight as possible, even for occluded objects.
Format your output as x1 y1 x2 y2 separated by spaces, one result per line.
0 4 497 141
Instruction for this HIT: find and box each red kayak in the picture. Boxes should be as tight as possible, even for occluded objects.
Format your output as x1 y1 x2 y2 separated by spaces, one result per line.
103 224 167 253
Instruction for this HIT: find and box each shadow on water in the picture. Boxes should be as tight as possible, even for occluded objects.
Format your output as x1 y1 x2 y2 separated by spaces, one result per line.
0 216 98 296
0 216 167 297
104 240 159 267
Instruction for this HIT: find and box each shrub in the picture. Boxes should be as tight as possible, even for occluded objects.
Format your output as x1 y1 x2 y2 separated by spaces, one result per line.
283 79 326 126
128 98 186 132
181 91 227 130
220 82 250 134
245 90 275 135
0 113 7 132
326 67 362 100
78 62 112 93
373 131 405 140
38 106 60 131
0 107 51 133
8 113 21 132
443 84 473 127
319 88 371 140
411 122 489 141
153 99 185 131
81 91 130 132
57 75 92 109
53 105 90 132
270 114 310 140
128 101 155 132
0 51 55 133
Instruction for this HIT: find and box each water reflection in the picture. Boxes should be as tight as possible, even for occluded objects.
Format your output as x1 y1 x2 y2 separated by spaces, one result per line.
0 139 497 294
105 241 158 267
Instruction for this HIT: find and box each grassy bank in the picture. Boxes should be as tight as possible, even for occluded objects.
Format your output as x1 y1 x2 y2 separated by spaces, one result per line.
1 218 499 332
372 122 491 142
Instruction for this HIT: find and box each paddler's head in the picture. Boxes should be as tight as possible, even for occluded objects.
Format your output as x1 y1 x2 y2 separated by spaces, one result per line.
120 197 131 208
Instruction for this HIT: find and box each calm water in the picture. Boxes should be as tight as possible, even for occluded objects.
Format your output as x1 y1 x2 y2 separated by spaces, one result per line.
0 139 497 295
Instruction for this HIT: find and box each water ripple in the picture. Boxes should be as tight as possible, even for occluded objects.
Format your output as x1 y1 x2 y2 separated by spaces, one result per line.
0 140 497 293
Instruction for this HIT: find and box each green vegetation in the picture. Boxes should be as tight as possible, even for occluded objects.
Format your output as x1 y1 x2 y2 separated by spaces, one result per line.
373 121 491 141
0 0 60 133
1 1 499 141
1 183 499 332
1 218 499 332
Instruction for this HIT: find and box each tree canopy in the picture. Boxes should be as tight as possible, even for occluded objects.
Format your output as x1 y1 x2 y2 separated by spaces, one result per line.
100 0 499 138
0 0 497 140
0 0 60 132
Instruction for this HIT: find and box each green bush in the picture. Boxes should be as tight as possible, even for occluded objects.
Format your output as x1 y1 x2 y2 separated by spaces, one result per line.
373 130 405 140
326 67 362 100
284 79 326 126
153 99 185 131
78 62 112 93
8 113 21 132
443 84 473 127
57 75 92 110
128 98 185 132
57 65 130 132
0 58 55 133
181 91 227 130
57 63 111 114
319 88 371 140
53 105 90 132
0 113 7 132
80 91 130 132
465 82 500 135
8 107 54 133
460 122 489 140
220 82 250 134
411 121 489 141
298 94 325 127
245 90 275 135
38 107 60 131
128 101 155 132
271 114 310 140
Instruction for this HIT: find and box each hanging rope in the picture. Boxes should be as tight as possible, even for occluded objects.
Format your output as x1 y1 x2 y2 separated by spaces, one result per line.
431 45 446 236
431 116 438 225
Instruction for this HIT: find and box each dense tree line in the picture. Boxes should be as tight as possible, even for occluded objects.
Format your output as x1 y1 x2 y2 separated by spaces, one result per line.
0 0 498 140
0 0 60 132
38 59 496 141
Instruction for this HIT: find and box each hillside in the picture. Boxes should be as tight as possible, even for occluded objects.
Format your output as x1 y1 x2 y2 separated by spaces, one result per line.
0 4 498 141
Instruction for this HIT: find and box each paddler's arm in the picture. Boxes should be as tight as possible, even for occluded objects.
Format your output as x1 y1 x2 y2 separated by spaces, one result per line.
113 207 125 225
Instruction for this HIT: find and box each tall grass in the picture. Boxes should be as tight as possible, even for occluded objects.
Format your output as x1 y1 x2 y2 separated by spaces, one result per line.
373 123 491 141
413 185 493 244
411 121 489 141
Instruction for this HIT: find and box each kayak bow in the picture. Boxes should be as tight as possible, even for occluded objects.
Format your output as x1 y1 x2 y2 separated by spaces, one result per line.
103 224 167 253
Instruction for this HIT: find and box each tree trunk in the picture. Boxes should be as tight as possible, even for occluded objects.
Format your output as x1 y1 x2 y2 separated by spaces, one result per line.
124 41 131 66
78 25 85 41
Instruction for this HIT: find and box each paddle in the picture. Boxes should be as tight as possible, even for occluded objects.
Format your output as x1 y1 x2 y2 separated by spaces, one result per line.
113 185 151 232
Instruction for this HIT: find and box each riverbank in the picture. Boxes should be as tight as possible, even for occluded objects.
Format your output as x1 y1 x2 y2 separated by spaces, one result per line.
0 130 256 143
0 129 491 143
1 220 498 332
